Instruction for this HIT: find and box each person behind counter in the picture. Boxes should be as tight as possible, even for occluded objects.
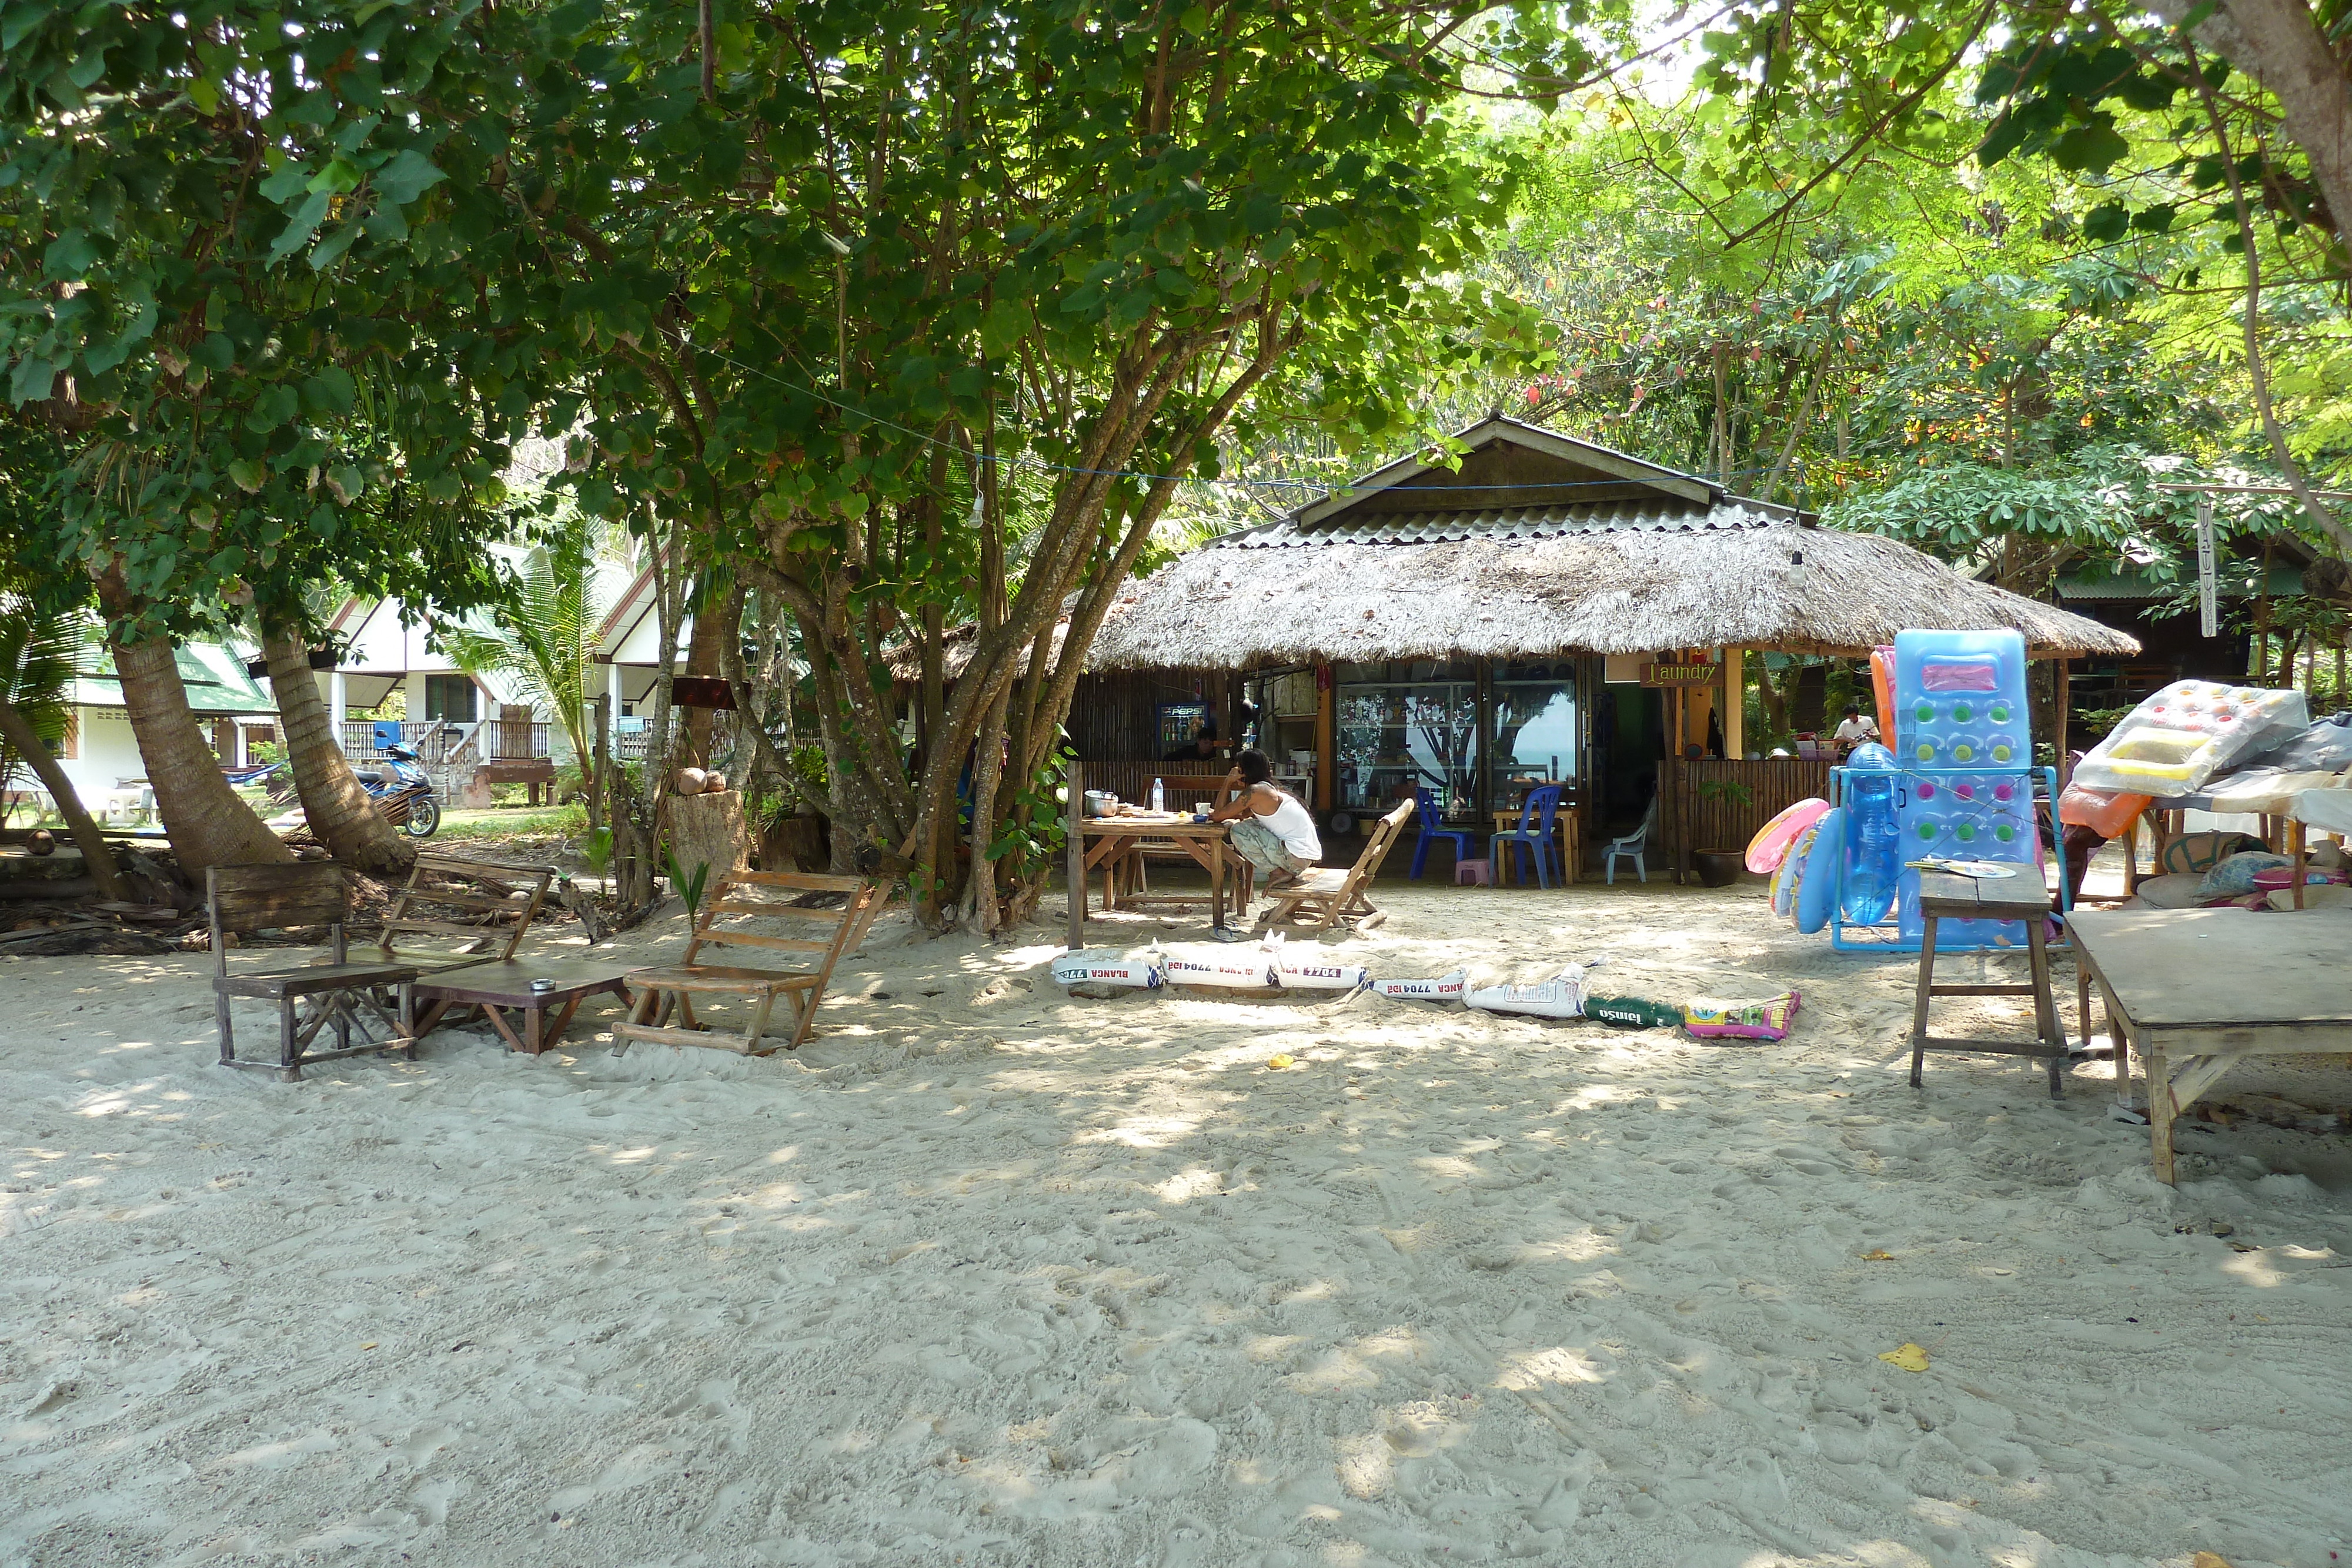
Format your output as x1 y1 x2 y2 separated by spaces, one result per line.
1207 747 1321 890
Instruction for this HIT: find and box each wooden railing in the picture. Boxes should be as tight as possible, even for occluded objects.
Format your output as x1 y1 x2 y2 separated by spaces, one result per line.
1660 755 1833 877
338 719 472 763
339 718 554 764
489 720 550 760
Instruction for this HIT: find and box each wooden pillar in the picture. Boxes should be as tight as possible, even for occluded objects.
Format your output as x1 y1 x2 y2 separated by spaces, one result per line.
2055 658 2072 788
1722 648 1745 761
1313 666 1334 814
1065 758 1085 951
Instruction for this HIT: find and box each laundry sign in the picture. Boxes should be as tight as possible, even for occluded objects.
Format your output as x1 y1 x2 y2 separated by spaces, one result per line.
1642 661 1720 687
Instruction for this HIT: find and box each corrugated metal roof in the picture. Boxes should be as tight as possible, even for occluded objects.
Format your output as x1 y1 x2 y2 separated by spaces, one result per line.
2056 563 2304 601
74 641 276 715
1220 497 1786 549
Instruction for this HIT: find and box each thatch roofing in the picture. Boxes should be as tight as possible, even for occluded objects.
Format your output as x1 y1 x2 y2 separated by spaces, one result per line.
1085 416 2139 669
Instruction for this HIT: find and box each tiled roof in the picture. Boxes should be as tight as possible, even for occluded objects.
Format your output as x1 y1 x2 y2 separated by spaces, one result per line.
1218 497 1792 549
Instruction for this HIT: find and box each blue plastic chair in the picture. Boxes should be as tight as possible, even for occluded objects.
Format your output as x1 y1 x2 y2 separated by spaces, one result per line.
1491 785 1564 889
1408 784 1476 880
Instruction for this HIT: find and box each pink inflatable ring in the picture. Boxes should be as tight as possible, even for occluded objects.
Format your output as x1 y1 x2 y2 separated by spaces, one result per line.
1745 797 1831 874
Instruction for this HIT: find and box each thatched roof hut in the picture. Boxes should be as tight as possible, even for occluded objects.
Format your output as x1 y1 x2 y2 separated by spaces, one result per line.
1089 416 2138 668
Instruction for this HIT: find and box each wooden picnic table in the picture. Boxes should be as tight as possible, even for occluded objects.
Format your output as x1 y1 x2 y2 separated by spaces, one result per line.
2070 906 2352 1183
1073 814 1248 940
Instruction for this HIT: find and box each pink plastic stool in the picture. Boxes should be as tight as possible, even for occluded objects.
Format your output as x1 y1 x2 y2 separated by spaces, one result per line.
1455 858 1492 886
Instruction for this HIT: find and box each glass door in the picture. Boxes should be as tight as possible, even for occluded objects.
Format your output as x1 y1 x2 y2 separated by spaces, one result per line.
1489 661 1578 821
1334 662 1479 823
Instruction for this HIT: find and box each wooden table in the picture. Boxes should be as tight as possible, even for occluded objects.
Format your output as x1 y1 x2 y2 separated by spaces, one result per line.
2070 906 2352 1183
1909 861 2066 1098
1489 805 1579 886
1073 815 1247 939
412 956 637 1055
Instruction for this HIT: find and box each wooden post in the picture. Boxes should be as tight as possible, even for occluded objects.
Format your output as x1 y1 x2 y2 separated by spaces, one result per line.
1722 648 1745 760
2054 658 2071 788
1313 666 1334 814
1064 757 1085 952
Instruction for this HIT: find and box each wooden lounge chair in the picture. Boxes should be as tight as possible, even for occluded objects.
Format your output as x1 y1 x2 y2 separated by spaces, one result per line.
208 863 419 1081
1254 797 1414 933
372 852 554 974
614 870 893 1054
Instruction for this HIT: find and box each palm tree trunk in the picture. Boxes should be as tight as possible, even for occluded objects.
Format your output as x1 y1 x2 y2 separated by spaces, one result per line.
0 695 126 900
264 632 415 875
109 628 292 873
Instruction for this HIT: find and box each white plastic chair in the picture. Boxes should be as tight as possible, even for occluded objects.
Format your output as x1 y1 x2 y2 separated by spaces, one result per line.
1603 795 1658 885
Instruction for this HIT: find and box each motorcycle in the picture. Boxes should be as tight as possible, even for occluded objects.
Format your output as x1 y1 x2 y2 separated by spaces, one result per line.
364 742 442 838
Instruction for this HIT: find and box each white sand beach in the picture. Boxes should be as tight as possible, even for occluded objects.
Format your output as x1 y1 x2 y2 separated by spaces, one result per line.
6 870 2351 1567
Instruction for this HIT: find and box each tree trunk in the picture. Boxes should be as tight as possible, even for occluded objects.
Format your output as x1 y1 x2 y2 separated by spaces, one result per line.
681 586 726 766
263 631 415 875
109 628 292 872
0 695 126 900
2204 0 2352 260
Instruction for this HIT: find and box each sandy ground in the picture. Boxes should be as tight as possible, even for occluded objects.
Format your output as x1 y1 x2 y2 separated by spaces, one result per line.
5 851 2352 1568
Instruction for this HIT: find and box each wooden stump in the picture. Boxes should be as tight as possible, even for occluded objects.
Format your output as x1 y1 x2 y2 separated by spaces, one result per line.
667 788 749 881
760 809 828 872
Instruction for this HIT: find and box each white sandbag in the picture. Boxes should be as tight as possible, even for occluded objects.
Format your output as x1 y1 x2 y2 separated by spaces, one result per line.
1371 970 1468 1002
1162 944 1278 988
1466 965 1590 1020
1272 951 1370 990
1052 948 1164 988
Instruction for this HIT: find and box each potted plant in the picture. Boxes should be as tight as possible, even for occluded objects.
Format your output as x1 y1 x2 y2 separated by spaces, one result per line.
1692 778 1754 887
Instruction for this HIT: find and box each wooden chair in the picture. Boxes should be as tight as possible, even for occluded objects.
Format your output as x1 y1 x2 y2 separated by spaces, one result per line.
615 870 893 1054
373 852 554 974
208 864 419 1081
1254 797 1414 933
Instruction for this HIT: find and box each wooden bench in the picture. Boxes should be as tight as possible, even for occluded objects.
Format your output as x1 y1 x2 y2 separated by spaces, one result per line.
615 870 893 1054
209 864 418 1081
1254 797 1414 933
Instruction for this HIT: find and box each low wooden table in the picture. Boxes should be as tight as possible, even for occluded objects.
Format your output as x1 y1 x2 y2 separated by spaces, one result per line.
1074 815 1246 938
412 957 636 1055
2070 907 2352 1183
1909 861 2066 1099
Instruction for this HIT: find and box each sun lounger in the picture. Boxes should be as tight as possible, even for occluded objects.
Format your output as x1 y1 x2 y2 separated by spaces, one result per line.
615 870 893 1053
1254 797 1414 932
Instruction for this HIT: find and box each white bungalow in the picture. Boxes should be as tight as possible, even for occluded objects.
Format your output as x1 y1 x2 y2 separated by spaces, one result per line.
42 638 278 821
322 593 564 805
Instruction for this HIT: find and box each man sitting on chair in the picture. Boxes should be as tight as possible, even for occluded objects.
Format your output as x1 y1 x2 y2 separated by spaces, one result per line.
1209 748 1321 891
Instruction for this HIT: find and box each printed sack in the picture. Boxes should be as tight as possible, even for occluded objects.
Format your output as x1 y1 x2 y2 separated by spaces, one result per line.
1162 945 1277 988
1467 968 1589 1020
1052 948 1164 988
1581 994 1683 1029
1682 990 1802 1042
1371 970 1469 1002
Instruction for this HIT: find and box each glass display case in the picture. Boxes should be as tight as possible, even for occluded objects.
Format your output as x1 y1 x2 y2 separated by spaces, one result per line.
1334 661 1481 823
1489 661 1578 815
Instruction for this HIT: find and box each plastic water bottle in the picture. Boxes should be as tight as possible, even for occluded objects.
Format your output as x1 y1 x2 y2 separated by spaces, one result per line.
1842 744 1900 925
1151 777 1164 813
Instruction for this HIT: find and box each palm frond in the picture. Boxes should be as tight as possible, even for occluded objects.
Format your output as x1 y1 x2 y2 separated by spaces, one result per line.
435 511 612 762
0 594 79 793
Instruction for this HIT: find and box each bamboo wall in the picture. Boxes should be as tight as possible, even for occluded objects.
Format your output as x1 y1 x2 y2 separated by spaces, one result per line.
1660 757 1834 874
1065 669 1244 760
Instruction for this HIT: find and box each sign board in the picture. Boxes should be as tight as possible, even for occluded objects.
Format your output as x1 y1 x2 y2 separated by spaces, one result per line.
2195 494 2217 639
670 675 736 711
1642 662 1720 687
